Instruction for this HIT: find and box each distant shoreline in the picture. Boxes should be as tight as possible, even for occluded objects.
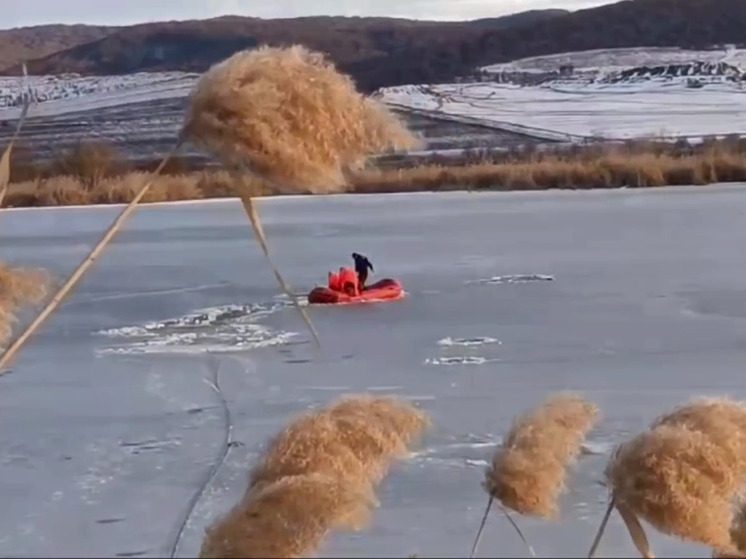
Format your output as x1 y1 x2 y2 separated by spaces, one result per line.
4 134 746 210
4 180 746 214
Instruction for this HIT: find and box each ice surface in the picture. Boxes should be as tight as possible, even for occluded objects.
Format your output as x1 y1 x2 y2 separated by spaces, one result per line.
3 186 746 556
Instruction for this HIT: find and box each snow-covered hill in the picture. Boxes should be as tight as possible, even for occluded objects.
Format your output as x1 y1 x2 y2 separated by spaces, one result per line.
378 47 746 142
1 46 745 144
481 46 746 89
380 79 746 141
0 72 198 116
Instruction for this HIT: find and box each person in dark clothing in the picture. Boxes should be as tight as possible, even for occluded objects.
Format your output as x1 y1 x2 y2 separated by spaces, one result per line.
352 253 374 290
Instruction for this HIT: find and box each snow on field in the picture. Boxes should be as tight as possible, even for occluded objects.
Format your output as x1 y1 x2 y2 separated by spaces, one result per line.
2 46 746 143
0 72 198 119
482 46 746 75
380 78 746 141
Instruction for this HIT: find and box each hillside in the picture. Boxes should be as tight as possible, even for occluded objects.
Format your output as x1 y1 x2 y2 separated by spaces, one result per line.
4 0 746 91
470 0 746 67
380 42 746 143
466 9 570 30
0 24 117 69
481 46 746 87
2 10 566 91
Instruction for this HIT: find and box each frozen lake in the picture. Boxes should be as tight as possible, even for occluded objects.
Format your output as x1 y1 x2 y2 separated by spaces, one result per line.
2 185 746 557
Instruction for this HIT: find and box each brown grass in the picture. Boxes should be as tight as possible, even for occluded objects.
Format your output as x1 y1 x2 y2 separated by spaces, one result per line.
5 147 746 208
0 263 50 347
484 393 600 519
3 171 267 207
200 473 374 558
47 141 129 188
352 151 746 193
182 45 420 193
606 423 744 552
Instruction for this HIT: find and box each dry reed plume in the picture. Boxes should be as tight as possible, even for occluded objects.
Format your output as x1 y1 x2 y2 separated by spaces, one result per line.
605 424 741 554
250 395 429 492
471 393 599 557
0 263 50 348
248 412 377 497
325 395 431 482
595 399 746 558
486 393 600 518
182 45 420 192
202 395 430 558
200 473 375 558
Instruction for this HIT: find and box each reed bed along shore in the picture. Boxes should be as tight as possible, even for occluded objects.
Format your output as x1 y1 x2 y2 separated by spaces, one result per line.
4 146 746 208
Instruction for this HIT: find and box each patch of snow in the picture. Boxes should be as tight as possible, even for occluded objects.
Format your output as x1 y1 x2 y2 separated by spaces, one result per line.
94 300 301 355
380 80 746 141
482 46 746 75
378 47 746 141
437 336 501 347
0 72 198 119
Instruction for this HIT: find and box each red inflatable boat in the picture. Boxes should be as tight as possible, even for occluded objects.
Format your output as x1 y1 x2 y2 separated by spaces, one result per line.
308 278 405 305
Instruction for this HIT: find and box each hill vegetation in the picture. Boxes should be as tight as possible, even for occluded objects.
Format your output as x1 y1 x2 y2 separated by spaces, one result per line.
3 0 746 90
0 24 116 71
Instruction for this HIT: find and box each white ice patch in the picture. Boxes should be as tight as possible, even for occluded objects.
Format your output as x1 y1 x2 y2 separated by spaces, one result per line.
98 328 297 356
476 274 555 285
410 434 498 469
464 459 490 468
95 301 299 355
437 336 501 347
298 385 353 392
72 282 233 305
581 439 615 456
411 432 604 471
365 385 405 392
424 356 496 366
411 440 496 459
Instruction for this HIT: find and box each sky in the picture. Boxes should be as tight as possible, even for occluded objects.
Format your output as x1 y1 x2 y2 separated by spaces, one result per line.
5 0 611 29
